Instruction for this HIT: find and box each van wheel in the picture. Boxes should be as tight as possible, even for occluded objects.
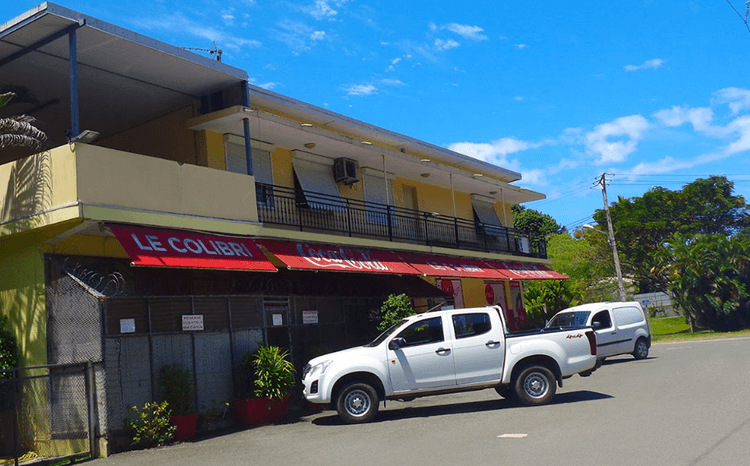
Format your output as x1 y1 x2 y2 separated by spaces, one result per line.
633 338 649 360
514 366 556 406
336 382 379 424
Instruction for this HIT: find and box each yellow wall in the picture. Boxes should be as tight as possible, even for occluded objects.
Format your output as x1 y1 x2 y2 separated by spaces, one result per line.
99 105 199 165
460 278 488 308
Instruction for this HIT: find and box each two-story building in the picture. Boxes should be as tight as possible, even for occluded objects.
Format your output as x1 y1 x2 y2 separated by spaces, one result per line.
0 2 565 457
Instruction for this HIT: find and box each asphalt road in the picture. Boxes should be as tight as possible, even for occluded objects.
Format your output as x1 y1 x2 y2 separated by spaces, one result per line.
92 337 750 466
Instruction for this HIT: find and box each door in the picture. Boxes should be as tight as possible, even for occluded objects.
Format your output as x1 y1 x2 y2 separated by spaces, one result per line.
388 316 456 393
450 312 504 385
591 310 619 357
612 305 646 354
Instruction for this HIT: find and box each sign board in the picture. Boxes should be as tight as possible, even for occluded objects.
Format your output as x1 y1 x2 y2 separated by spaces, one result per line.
182 314 204 331
120 318 135 334
302 310 319 324
272 314 283 326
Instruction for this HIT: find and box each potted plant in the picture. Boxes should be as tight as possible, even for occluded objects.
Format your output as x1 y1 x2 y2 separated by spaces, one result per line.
159 364 199 441
233 346 295 426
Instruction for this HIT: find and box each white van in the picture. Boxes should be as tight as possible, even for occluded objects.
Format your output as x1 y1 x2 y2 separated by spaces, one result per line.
547 302 651 360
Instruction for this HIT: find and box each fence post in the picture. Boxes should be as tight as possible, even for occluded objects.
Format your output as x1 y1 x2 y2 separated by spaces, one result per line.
13 368 19 466
86 361 97 459
386 205 393 241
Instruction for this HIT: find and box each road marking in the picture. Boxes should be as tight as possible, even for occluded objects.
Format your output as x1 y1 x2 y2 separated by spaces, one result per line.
497 434 528 438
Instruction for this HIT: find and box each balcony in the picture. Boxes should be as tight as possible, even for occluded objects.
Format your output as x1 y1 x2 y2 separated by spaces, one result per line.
256 183 547 259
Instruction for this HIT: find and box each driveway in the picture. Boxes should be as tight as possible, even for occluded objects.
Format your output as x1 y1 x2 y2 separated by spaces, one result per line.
92 337 750 466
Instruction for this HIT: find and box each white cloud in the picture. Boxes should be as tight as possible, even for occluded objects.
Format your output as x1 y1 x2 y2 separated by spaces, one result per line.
624 58 665 72
139 13 261 53
345 84 378 96
520 168 547 186
435 38 460 51
584 115 650 164
653 106 714 133
443 23 488 41
515 44 527 50
274 20 327 52
713 87 750 115
307 0 343 20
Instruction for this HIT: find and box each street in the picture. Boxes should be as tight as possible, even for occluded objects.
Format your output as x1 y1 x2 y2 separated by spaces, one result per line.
93 337 750 466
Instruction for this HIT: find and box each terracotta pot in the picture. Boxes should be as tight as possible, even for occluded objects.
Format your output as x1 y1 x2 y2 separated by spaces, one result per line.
170 413 199 441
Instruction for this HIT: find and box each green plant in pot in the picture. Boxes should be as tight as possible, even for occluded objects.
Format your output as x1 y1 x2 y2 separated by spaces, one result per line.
233 346 296 426
159 364 199 441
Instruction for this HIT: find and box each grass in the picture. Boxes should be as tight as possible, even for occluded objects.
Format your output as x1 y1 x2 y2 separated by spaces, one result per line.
650 316 750 343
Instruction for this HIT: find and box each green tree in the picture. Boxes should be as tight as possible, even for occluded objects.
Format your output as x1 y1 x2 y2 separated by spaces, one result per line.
377 294 415 332
512 205 564 237
653 233 750 332
592 176 749 293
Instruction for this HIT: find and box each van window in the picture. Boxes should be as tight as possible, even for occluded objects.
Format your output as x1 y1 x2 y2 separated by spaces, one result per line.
614 307 645 326
452 313 492 339
547 311 590 328
591 310 613 330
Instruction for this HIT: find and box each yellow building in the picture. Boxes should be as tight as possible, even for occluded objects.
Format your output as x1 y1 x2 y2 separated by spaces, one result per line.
0 2 564 458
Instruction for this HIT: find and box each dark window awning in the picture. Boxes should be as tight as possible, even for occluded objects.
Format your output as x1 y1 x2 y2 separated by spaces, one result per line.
110 225 277 272
255 239 421 275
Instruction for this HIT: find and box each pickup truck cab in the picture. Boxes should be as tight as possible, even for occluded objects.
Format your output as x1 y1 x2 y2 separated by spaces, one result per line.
547 301 651 360
302 305 599 423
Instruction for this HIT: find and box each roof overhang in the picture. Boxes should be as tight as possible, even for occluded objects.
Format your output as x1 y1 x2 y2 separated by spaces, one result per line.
0 2 247 152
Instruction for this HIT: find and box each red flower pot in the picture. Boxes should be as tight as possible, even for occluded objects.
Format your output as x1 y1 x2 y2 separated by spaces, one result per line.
233 398 271 426
170 414 199 441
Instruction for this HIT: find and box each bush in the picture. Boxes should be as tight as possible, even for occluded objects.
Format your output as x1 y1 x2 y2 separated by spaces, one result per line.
250 346 296 399
377 294 415 332
126 401 175 447
0 315 19 377
158 364 195 416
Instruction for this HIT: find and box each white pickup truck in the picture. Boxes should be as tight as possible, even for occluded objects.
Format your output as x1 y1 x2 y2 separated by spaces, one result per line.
302 305 599 423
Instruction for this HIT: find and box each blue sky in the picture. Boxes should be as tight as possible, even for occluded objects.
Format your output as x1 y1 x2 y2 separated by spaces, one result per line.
8 1 750 230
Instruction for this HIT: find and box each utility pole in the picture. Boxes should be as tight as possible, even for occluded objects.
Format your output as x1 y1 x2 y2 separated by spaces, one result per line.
596 173 626 301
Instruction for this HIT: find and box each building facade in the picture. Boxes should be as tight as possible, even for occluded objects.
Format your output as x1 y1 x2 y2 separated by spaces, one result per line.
0 3 565 456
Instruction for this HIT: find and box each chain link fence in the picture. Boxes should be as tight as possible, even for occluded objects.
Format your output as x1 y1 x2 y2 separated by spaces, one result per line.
0 362 98 465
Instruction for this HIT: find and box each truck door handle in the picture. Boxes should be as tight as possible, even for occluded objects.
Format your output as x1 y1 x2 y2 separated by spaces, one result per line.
436 347 451 355
485 340 501 347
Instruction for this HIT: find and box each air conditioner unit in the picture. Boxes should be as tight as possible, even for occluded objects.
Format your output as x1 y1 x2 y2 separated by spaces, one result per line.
333 158 360 184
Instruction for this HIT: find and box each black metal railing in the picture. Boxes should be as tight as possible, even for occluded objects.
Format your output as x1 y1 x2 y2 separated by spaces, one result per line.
255 183 547 258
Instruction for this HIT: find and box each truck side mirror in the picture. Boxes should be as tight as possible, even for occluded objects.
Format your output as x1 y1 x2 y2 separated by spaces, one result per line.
389 337 406 351
592 321 603 330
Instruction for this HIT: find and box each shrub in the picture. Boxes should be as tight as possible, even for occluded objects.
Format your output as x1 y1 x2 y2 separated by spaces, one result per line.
158 364 196 416
126 401 175 447
377 294 415 332
250 346 296 399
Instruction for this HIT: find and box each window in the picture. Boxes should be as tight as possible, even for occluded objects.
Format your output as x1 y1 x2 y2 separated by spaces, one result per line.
471 195 505 236
292 156 347 211
614 307 645 326
225 137 274 207
452 313 492 339
591 310 613 330
396 317 444 347
363 172 395 225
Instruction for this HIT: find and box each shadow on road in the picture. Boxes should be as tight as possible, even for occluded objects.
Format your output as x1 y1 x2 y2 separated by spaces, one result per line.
601 356 656 366
311 390 612 426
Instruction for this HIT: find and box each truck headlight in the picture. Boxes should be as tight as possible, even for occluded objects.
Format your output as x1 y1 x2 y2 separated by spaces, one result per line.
303 360 332 380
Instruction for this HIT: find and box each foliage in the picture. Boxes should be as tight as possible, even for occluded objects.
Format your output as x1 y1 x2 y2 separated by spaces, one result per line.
377 293 416 332
125 401 176 447
0 315 19 378
523 279 576 327
249 346 296 400
652 233 750 332
158 364 196 416
512 205 564 237
543 233 617 303
0 91 49 150
592 176 749 293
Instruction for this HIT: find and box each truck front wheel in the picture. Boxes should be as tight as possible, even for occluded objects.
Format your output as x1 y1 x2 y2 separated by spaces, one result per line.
514 366 556 406
336 382 379 424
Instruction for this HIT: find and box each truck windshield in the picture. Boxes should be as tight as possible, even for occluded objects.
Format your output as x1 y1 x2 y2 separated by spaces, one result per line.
364 320 407 347
547 311 590 328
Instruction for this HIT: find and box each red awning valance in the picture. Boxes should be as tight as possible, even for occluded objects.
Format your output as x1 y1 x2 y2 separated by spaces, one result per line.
110 225 277 272
398 253 507 280
256 240 421 275
486 261 568 280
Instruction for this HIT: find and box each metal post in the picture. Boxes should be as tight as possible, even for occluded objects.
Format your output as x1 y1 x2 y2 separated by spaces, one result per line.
69 26 79 138
86 361 97 459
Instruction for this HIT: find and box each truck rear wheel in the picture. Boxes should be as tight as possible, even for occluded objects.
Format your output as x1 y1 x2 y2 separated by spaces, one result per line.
514 365 556 406
336 382 379 424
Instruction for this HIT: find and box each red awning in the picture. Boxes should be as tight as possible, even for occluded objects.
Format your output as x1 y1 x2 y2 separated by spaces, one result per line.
256 240 422 275
110 225 277 271
486 261 569 280
398 253 508 279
